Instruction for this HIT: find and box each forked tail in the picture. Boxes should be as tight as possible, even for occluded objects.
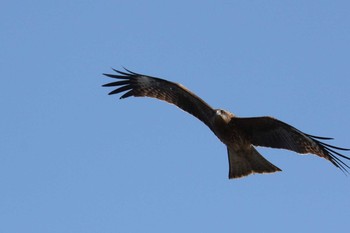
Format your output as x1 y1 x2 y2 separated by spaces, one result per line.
227 146 281 179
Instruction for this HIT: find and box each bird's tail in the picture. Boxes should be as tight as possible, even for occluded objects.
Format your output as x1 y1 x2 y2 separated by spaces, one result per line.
227 146 281 179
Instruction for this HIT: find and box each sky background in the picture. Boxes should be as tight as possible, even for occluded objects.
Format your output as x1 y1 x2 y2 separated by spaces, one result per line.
1 1 350 232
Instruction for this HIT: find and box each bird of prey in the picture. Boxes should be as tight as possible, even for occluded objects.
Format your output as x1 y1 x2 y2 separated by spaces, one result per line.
103 68 350 179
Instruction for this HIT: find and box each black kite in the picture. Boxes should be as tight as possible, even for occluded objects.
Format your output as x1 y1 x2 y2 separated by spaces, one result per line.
103 68 350 179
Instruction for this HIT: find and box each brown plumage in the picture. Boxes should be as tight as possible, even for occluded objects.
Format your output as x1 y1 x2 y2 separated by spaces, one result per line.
103 68 350 179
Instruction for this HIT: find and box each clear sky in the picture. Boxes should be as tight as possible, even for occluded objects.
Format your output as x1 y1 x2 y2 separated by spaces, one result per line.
1 1 350 232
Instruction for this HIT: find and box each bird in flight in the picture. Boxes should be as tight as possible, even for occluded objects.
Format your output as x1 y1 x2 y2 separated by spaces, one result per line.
103 68 350 179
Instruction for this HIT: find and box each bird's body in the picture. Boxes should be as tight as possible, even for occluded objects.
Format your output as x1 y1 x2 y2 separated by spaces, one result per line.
103 68 350 179
211 110 281 178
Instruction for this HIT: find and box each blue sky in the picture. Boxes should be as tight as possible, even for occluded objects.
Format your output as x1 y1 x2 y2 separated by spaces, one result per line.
1 1 350 232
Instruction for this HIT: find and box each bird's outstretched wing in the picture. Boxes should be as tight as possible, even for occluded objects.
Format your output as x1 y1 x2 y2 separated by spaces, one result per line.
103 68 216 128
232 116 350 173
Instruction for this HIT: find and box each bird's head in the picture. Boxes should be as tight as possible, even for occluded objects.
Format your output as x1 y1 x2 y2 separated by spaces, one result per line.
214 109 234 124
